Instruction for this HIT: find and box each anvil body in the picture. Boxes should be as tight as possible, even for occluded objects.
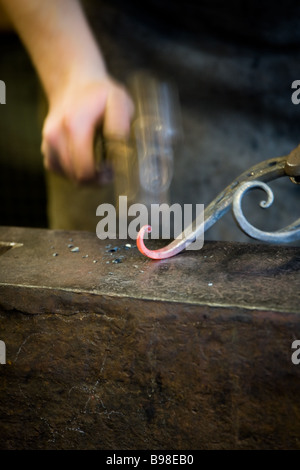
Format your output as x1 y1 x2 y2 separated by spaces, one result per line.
0 226 300 449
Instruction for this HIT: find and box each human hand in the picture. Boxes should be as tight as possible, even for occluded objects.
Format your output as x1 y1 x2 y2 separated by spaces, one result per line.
41 76 134 183
0 0 134 184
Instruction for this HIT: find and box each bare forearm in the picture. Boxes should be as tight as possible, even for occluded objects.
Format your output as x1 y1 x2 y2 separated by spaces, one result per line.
0 0 133 182
0 0 107 103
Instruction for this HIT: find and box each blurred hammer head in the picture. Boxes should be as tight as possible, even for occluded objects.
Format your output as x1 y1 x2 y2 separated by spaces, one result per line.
129 71 182 195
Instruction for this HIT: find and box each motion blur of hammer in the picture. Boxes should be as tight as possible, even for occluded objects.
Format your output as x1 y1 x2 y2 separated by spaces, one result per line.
94 71 182 210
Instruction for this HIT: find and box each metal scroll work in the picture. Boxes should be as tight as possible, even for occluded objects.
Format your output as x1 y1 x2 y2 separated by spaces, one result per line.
137 145 300 259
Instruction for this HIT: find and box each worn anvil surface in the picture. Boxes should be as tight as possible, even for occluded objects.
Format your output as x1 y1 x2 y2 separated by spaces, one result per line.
0 225 300 450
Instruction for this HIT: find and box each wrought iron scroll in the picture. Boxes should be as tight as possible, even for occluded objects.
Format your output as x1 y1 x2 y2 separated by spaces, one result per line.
137 147 300 259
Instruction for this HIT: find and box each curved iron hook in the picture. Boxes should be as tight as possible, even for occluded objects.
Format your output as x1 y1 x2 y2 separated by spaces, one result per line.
137 147 300 259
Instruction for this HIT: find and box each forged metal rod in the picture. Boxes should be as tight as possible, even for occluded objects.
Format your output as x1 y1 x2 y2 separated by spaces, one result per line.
137 148 300 259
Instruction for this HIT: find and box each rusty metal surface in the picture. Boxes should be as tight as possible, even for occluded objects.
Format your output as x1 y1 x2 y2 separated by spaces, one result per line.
0 226 300 450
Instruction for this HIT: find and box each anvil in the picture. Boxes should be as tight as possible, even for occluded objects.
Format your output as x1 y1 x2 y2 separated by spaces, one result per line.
0 226 300 449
